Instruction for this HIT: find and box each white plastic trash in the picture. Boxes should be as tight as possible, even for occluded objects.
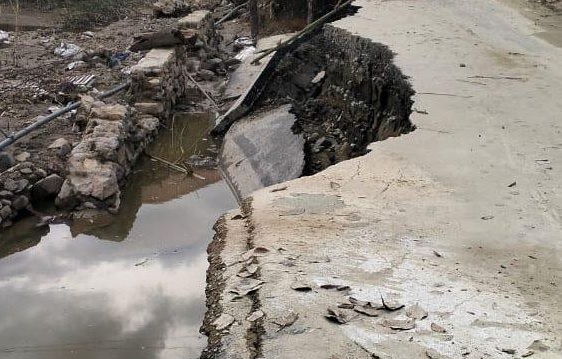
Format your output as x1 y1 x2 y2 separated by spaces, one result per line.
54 43 82 58
235 46 256 61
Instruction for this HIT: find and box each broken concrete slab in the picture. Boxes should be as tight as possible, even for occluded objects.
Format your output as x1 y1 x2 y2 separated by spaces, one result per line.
212 33 296 135
219 105 305 200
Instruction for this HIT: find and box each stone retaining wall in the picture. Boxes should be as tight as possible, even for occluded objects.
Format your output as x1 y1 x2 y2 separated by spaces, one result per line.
55 8 222 213
55 101 159 212
1 7 224 224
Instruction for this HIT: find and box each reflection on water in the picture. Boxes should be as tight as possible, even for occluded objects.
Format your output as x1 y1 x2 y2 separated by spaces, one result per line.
0 113 236 358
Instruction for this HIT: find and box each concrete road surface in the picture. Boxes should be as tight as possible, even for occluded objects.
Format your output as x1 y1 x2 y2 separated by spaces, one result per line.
206 0 562 358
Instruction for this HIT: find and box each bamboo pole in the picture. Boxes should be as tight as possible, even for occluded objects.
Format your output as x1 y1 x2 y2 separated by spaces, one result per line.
215 1 249 26
251 0 353 65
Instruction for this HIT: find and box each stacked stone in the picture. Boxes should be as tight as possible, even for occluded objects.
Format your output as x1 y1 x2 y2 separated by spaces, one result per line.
178 10 219 48
131 9 221 119
0 162 63 228
55 102 159 212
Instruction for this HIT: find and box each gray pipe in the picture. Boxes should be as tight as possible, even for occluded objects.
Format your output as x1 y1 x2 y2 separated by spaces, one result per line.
0 82 131 151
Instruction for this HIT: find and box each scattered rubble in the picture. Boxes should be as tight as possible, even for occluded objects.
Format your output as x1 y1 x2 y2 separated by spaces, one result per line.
381 318 416 330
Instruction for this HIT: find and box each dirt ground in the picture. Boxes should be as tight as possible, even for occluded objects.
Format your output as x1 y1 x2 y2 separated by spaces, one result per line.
0 3 179 173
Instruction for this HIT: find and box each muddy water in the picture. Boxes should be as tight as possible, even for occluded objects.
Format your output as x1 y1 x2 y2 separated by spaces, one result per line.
0 113 236 359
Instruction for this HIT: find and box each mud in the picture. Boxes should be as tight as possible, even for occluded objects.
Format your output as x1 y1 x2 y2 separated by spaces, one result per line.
255 26 415 174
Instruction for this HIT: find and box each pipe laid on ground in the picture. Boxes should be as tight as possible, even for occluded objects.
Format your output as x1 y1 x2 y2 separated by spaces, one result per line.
0 82 130 151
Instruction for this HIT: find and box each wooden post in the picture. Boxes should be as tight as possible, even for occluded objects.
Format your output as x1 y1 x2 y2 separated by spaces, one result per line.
250 0 259 39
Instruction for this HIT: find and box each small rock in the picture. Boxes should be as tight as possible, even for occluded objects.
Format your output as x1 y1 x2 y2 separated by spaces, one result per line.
197 69 215 81
3 178 18 192
15 179 29 193
240 247 270 261
500 348 516 355
430 322 447 333
31 174 64 200
527 340 549 352
230 278 264 296
406 304 428 320
273 312 299 331
246 310 264 322
0 152 15 171
426 349 444 358
14 152 31 162
213 313 235 330
49 138 72 157
338 303 355 309
12 195 29 211
381 318 416 330
35 168 47 178
290 281 313 292
353 305 379 317
311 70 326 84
325 307 352 324
237 263 258 278
0 190 12 199
20 167 33 175
381 296 405 311
0 205 12 219
521 350 534 357
320 284 350 291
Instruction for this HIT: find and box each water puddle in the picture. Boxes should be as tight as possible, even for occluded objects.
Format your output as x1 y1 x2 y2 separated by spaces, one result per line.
0 113 236 359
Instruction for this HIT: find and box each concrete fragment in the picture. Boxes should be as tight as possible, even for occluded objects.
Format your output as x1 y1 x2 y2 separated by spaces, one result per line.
213 313 235 331
220 105 305 199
